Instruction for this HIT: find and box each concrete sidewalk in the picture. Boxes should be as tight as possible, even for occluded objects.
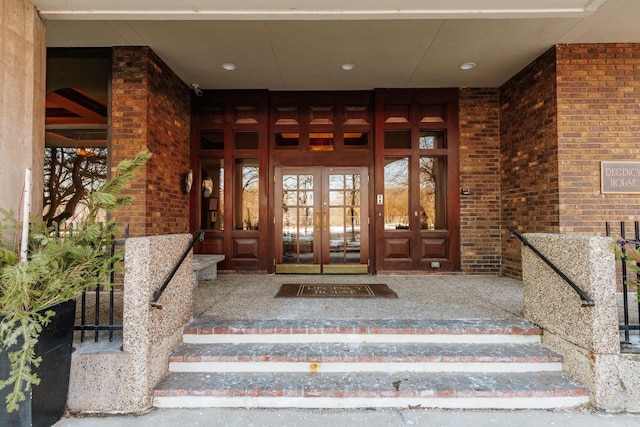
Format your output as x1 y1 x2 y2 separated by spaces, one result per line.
54 408 640 427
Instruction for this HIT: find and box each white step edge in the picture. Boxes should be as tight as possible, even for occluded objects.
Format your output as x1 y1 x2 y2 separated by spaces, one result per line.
153 395 589 410
182 333 542 345
168 361 564 373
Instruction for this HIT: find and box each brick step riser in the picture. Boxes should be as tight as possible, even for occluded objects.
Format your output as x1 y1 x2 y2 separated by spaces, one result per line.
168 361 564 373
182 334 542 345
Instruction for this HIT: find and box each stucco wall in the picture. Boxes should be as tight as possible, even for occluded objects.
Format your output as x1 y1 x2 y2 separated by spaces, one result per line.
0 0 46 220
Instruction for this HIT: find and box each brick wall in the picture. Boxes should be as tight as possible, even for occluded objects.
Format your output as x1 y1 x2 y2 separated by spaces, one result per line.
111 47 190 237
458 88 502 274
500 48 560 277
556 44 640 234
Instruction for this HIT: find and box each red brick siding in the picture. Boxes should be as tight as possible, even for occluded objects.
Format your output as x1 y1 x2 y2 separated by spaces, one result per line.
459 88 502 274
556 44 640 234
111 47 190 237
500 48 560 277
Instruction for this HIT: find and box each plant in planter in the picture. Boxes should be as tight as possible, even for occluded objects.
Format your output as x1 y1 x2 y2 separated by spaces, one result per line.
0 150 151 416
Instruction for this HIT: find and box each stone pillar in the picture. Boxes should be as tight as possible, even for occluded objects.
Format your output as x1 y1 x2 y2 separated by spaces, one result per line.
67 234 194 412
0 0 46 221
521 233 640 412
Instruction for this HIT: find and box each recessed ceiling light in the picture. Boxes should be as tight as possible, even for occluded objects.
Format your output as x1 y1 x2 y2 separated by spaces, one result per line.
340 63 356 71
459 62 476 70
221 63 237 71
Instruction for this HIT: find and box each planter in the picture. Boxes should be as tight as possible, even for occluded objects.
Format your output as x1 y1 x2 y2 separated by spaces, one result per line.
1 300 76 427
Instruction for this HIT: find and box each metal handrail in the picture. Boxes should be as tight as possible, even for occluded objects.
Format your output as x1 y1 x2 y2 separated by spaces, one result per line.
509 229 595 307
150 230 204 309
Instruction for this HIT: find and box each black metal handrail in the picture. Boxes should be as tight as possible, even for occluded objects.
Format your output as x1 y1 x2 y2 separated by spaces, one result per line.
510 229 595 307
150 230 204 309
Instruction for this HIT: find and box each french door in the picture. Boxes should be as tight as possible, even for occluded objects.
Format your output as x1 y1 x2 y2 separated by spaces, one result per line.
275 166 369 274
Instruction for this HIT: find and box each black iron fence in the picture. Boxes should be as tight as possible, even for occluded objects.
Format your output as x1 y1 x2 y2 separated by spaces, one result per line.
606 221 640 344
54 223 127 343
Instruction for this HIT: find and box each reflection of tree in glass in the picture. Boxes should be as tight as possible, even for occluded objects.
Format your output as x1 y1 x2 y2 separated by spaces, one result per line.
420 157 436 229
43 147 107 226
241 165 259 229
384 158 409 228
346 174 360 242
298 175 313 236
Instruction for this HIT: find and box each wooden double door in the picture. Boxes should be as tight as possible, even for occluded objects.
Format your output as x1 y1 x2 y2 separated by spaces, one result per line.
275 166 369 274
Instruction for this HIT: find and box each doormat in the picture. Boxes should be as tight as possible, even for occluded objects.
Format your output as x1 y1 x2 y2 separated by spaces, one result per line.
275 283 398 299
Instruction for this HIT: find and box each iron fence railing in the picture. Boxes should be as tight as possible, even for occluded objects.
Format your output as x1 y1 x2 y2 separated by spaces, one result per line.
54 222 127 343
606 221 640 345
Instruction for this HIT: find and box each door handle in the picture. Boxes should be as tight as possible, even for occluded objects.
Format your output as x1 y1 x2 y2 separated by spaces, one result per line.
323 211 328 231
315 210 320 231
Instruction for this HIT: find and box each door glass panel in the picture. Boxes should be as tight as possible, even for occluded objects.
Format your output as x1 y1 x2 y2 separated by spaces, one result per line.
201 158 224 230
329 174 344 189
299 191 313 206
275 132 299 149
329 190 344 205
298 207 314 264
309 132 334 151
329 207 346 263
234 158 259 230
344 132 368 149
420 157 447 230
299 175 313 190
279 169 365 271
282 174 315 264
419 131 445 150
328 173 362 265
384 157 409 230
345 207 361 264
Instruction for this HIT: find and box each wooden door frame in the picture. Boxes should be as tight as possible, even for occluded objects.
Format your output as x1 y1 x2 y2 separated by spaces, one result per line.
274 166 370 274
374 88 460 272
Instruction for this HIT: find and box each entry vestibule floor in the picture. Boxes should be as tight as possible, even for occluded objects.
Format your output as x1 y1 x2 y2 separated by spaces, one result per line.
193 274 524 320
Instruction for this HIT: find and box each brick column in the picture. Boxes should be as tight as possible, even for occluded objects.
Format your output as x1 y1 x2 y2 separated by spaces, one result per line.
111 47 191 237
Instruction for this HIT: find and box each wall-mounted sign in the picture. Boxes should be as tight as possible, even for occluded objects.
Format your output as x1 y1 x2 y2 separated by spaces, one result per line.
601 161 640 194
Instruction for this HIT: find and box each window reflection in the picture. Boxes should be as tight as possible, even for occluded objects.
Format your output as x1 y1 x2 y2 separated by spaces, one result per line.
420 157 446 230
384 157 409 230
234 159 259 230
419 131 445 150
201 159 224 230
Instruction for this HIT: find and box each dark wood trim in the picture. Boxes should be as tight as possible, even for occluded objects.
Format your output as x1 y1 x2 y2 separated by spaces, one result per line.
191 89 459 273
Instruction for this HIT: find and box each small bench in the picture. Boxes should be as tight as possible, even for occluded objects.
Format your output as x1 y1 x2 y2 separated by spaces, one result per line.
193 254 225 284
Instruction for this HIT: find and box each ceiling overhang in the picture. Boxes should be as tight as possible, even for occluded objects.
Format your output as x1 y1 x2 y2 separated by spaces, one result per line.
35 0 607 20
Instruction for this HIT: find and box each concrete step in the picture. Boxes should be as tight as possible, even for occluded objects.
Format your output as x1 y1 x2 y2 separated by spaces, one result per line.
153 317 589 410
182 318 542 344
153 371 590 409
168 342 564 373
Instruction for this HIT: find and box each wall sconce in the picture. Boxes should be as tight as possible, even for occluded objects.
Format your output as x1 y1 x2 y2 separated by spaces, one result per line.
183 169 193 194
202 177 213 198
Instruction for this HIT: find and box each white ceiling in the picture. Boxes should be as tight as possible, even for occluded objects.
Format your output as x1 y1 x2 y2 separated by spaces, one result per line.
34 0 640 90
